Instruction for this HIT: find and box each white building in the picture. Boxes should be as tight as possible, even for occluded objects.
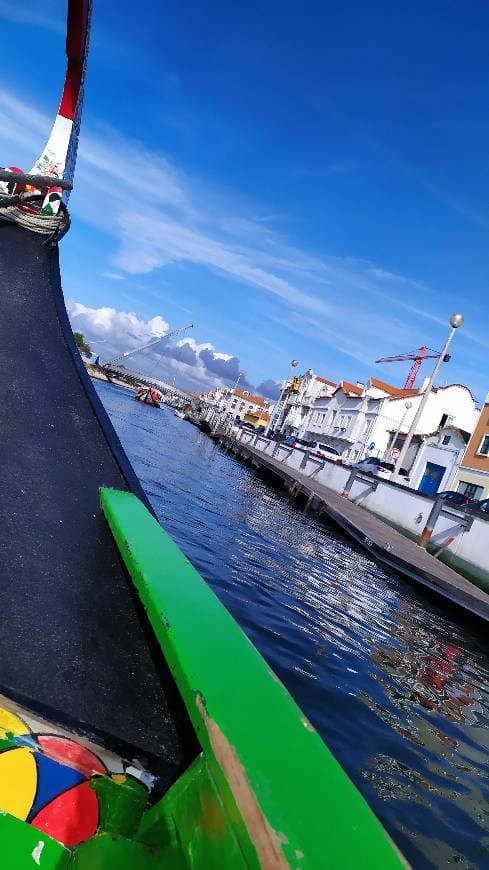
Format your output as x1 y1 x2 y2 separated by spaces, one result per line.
407 425 470 494
267 369 336 436
300 378 478 465
201 387 272 419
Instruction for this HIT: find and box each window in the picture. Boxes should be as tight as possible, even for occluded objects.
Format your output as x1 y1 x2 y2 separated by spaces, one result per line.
338 415 351 431
442 435 451 445
457 481 484 500
478 435 489 456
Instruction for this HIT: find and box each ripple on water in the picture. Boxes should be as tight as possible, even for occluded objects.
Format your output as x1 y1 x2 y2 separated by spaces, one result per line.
96 381 489 869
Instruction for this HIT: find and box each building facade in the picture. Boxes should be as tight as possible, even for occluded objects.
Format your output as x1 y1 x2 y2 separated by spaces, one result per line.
199 387 272 418
452 398 489 499
267 369 336 437
244 409 271 429
223 388 272 419
406 426 470 495
299 379 478 465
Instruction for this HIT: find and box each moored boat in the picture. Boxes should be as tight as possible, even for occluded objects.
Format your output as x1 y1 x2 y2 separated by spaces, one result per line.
0 3 406 867
136 385 162 407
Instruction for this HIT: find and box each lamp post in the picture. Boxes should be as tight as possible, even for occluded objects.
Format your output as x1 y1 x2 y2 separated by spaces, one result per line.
384 400 413 460
392 313 464 478
286 358 299 383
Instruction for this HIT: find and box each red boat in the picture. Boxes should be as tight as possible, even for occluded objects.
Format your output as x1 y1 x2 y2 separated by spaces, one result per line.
135 386 162 407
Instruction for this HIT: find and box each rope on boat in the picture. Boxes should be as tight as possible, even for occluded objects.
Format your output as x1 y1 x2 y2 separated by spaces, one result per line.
0 199 70 241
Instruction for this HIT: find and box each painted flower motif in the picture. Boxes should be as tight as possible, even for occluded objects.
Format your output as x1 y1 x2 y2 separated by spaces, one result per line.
34 153 61 178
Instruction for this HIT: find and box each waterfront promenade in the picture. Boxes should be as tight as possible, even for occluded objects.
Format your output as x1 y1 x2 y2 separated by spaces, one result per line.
222 435 489 622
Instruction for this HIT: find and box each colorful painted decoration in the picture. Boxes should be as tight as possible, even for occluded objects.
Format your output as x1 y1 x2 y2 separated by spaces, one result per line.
31 780 100 847
0 705 147 847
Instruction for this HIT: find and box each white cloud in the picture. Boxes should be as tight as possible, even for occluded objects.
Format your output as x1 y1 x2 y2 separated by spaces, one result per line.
0 85 486 390
102 272 125 281
66 301 258 393
113 212 331 315
67 301 170 355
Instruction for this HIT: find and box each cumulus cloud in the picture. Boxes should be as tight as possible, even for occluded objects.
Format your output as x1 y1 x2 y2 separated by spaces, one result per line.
67 301 265 395
67 301 169 356
255 379 281 401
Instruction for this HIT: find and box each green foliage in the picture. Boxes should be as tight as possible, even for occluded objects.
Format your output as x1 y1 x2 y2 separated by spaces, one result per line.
74 331 91 356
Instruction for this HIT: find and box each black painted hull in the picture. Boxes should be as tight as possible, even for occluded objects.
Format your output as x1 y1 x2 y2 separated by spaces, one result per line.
0 224 190 777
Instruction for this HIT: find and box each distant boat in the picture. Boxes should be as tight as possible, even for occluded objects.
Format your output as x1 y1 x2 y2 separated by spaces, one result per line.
135 386 162 407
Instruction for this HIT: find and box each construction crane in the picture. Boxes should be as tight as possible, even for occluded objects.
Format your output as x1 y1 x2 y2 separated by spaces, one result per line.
102 323 193 369
374 345 445 389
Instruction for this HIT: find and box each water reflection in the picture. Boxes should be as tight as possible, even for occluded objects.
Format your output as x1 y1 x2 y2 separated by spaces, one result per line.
96 382 489 869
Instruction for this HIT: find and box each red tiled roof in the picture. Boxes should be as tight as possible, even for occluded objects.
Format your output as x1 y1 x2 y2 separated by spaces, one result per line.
370 378 419 398
233 389 270 406
336 380 363 396
315 376 337 387
385 389 419 399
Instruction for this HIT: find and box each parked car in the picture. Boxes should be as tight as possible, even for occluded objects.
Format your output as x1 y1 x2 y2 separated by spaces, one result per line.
308 441 341 460
281 436 315 449
465 498 489 515
437 491 474 507
351 457 408 480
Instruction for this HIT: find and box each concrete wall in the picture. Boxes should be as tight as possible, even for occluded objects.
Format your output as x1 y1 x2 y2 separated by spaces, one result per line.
236 431 489 590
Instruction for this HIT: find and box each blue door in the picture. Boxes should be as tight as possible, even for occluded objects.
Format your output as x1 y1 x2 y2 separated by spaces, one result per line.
418 462 446 495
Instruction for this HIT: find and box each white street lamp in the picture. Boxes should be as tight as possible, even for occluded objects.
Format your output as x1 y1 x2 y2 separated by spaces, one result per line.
384 400 413 460
287 358 299 380
392 313 464 478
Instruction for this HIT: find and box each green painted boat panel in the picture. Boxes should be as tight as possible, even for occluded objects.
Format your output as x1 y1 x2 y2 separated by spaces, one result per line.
70 833 164 869
92 773 149 838
0 812 70 870
101 486 405 869
138 754 248 868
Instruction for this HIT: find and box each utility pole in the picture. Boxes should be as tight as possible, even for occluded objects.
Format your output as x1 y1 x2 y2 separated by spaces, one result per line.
384 401 413 460
392 314 464 479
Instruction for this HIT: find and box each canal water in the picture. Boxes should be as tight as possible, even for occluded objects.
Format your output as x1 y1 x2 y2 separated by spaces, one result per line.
96 380 489 869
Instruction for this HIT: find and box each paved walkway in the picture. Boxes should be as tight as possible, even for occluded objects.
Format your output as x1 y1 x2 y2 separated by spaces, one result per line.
225 438 489 623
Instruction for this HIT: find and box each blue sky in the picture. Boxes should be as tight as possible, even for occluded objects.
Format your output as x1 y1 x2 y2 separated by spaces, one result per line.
1 0 488 398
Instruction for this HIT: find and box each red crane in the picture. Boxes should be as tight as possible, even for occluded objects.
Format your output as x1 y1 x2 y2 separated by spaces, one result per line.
375 345 441 389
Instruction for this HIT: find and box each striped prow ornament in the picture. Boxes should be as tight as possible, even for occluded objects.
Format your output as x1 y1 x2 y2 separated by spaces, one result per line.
0 0 92 234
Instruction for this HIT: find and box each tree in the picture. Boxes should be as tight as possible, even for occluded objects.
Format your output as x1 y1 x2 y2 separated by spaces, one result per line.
74 331 91 356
